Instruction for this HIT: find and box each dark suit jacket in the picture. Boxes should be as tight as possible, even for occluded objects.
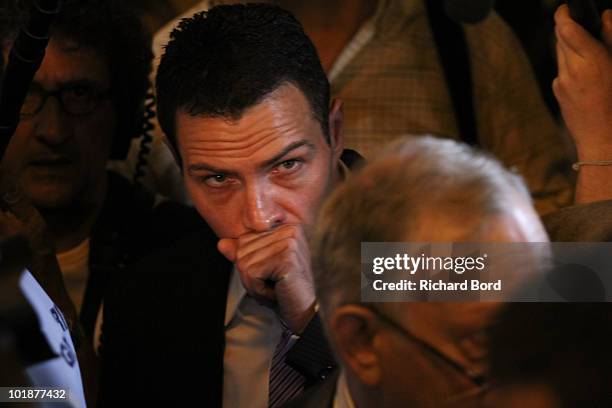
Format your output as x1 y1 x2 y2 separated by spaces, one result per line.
82 171 206 339
100 224 230 406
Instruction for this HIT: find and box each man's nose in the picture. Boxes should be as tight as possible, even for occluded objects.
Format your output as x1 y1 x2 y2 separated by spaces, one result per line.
33 97 72 146
242 183 285 233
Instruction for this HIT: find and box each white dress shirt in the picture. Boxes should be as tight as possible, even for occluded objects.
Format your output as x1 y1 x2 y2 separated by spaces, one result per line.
333 370 357 408
223 267 284 408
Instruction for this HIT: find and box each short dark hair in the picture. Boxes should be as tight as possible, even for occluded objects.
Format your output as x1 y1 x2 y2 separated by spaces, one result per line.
156 3 330 162
0 0 152 159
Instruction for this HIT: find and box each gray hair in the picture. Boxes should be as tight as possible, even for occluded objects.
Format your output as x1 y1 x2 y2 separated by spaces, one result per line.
311 135 534 314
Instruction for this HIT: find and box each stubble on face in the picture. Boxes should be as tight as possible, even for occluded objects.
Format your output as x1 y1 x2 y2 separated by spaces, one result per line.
176 83 340 239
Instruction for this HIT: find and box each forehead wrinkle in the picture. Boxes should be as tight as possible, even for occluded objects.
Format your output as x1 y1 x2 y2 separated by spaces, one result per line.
181 116 307 161
184 132 281 160
186 122 304 155
184 97 304 139
184 120 281 148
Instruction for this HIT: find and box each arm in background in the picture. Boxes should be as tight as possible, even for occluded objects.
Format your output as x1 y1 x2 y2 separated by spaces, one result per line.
553 5 612 204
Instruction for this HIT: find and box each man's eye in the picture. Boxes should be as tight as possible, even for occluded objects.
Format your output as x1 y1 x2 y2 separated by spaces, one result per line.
276 159 302 173
65 85 94 100
203 174 230 187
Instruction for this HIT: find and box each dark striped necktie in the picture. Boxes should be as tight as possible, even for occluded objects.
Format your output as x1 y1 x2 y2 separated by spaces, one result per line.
268 328 306 408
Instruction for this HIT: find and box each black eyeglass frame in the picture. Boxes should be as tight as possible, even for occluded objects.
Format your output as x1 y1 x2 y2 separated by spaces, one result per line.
362 304 489 390
19 84 111 118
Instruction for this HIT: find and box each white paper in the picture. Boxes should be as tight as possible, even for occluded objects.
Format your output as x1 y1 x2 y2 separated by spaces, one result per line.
19 269 86 408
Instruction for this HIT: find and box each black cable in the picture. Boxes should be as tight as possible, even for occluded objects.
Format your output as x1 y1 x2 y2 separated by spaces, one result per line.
133 88 155 188
0 0 61 159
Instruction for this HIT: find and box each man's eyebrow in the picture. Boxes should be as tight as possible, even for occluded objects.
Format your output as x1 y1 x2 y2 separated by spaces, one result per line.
187 163 238 177
260 140 314 169
186 140 314 176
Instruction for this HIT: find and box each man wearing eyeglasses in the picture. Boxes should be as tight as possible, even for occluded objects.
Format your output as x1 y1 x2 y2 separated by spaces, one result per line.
298 136 550 408
0 1 195 355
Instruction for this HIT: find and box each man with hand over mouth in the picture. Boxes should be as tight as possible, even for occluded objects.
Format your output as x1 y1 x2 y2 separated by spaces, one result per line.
101 4 362 407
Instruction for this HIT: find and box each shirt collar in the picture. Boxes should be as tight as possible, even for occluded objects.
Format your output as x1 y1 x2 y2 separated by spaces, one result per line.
333 370 357 408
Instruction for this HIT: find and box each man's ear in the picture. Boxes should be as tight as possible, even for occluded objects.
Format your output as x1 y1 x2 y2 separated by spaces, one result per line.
328 305 382 387
328 98 345 162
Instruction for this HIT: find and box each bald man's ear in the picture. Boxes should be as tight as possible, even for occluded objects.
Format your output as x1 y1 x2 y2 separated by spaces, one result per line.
328 305 382 387
328 98 344 162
